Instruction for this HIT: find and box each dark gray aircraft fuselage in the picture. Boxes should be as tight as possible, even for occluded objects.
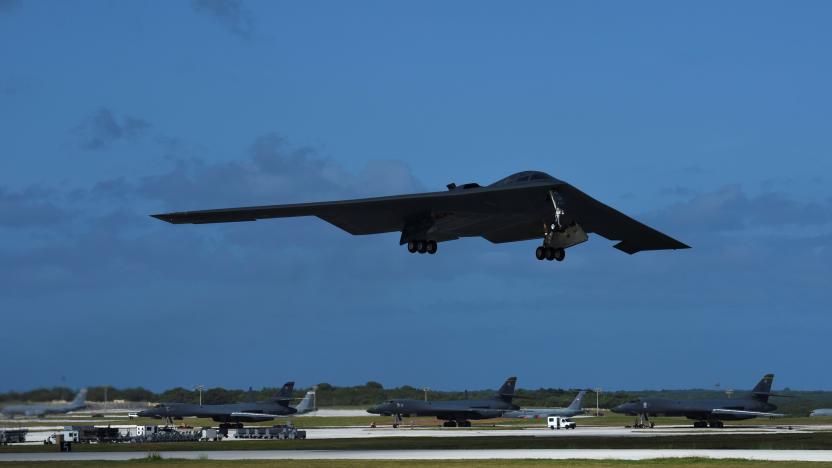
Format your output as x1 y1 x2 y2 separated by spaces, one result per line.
367 377 518 427
138 401 296 423
137 382 296 424
613 397 777 420
368 398 516 421
612 374 782 428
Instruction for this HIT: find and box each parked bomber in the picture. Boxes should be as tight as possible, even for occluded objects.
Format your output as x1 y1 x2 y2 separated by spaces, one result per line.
137 382 297 427
502 390 588 419
152 171 689 262
0 388 87 418
367 377 519 427
612 374 784 428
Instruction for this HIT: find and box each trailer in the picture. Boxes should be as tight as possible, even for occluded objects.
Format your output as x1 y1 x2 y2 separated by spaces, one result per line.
235 425 306 440
0 429 27 445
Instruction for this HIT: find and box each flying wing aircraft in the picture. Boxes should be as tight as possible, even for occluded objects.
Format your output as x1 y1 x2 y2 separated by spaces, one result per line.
612 374 785 428
152 171 689 262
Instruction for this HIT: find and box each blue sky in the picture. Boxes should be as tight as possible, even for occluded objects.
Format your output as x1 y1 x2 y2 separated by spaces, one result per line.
1 0 830 393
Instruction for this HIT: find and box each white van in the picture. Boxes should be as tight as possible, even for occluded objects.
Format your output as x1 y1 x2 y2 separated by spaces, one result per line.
547 416 576 430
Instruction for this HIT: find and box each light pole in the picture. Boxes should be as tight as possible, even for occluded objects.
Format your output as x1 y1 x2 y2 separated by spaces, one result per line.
595 388 601 416
195 385 205 406
422 387 429 402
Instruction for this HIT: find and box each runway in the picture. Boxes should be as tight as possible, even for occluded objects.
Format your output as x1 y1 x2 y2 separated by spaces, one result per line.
302 424 822 439
2 449 832 462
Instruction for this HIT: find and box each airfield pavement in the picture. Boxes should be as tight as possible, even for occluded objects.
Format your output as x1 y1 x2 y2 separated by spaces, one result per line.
2 449 832 462
302 424 827 439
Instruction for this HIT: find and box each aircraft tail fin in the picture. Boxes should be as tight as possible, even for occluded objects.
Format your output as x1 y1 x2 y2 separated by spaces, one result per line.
750 374 775 402
294 389 317 414
275 381 295 403
568 390 587 411
72 388 88 406
495 377 517 403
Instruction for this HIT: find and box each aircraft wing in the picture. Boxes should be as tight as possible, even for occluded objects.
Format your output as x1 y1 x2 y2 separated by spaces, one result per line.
711 408 785 418
151 184 552 236
151 180 688 253
558 184 690 254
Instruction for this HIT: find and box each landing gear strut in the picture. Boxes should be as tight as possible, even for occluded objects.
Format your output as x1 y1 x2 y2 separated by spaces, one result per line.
407 240 437 255
633 414 654 429
535 190 580 262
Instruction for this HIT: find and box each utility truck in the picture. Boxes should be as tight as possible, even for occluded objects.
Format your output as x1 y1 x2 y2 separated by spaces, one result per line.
547 416 576 430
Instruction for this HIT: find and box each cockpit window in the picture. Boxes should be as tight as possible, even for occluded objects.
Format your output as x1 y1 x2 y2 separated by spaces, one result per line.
490 171 553 186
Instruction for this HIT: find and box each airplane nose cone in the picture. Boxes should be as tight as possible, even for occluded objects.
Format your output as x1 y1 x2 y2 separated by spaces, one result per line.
367 405 380 415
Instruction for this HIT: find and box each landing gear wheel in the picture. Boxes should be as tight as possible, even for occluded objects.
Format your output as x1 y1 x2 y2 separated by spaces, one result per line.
417 240 427 254
553 248 565 262
426 240 437 254
407 241 418 253
535 246 546 260
545 247 556 261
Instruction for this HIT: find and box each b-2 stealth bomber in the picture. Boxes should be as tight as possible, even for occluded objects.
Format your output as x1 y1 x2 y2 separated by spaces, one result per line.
152 171 689 262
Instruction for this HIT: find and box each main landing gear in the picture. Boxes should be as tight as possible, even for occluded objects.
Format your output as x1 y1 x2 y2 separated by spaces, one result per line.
632 414 654 429
694 421 724 428
442 420 471 428
407 240 437 254
535 246 565 262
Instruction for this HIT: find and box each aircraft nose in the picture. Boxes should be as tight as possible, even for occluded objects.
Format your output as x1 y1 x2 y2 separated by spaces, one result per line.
367 405 380 414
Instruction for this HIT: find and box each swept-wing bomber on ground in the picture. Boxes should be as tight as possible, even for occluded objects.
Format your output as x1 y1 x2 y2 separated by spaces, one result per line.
367 376 519 427
152 171 689 262
137 382 297 427
612 374 785 428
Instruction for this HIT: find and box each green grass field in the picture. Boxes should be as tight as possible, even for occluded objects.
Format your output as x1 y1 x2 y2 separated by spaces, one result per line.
1 458 831 468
